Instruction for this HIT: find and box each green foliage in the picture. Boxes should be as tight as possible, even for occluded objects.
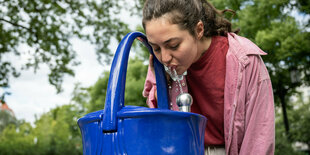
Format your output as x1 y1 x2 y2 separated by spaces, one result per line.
0 0 129 92
254 16 310 104
87 72 109 113
0 123 37 155
216 0 310 97
275 95 310 155
0 104 83 155
0 56 148 153
295 0 310 25
0 110 17 132
134 25 150 60
275 117 303 155
85 57 148 112
124 57 148 107
255 16 310 82
0 1 150 154
33 104 83 154
289 95 310 147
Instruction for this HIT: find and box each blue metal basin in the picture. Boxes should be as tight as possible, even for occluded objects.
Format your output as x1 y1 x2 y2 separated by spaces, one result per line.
78 32 207 155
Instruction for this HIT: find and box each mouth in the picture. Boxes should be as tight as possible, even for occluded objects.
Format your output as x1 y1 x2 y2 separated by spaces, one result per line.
164 65 183 75
164 65 177 72
163 65 186 81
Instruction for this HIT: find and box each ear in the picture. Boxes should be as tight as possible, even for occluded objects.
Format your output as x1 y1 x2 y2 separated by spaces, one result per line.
196 21 204 40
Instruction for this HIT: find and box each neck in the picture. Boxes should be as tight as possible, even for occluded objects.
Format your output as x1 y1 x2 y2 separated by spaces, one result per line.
195 36 212 62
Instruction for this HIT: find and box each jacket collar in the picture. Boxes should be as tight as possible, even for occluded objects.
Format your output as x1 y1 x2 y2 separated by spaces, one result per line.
227 33 267 68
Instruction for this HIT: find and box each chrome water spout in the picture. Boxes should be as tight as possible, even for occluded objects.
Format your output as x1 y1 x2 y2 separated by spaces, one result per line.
176 93 193 112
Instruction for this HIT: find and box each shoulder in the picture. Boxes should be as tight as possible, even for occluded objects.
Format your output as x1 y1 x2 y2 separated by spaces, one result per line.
227 33 266 56
226 33 270 81
227 33 267 67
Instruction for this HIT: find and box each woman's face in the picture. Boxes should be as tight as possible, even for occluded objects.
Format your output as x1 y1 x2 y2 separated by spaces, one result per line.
145 17 203 75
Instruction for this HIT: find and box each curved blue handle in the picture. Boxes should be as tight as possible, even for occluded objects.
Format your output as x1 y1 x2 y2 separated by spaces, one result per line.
102 32 169 131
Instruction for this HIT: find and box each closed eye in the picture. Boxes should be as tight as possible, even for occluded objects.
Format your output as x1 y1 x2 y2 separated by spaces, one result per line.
153 47 161 53
169 44 179 50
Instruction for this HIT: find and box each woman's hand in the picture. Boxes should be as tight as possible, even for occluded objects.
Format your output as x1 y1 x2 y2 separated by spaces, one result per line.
149 54 172 102
149 54 155 75
149 55 172 84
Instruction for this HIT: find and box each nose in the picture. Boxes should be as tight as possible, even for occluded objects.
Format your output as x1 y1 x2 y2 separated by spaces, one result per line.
161 50 172 65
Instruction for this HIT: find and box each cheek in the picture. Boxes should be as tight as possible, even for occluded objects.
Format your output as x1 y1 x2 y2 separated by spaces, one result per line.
176 45 197 65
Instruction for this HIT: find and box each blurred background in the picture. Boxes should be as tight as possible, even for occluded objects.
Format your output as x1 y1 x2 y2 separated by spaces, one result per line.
0 0 309 154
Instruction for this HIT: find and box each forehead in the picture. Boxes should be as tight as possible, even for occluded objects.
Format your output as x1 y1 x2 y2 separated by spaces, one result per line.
145 17 188 44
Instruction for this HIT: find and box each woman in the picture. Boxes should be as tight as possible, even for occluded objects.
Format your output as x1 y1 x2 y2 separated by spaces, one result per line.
142 0 275 154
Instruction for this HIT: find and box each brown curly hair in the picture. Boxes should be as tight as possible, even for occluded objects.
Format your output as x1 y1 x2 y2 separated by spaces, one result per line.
142 0 238 37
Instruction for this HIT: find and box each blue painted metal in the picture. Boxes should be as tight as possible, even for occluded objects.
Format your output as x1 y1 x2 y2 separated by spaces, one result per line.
102 32 170 132
78 32 207 155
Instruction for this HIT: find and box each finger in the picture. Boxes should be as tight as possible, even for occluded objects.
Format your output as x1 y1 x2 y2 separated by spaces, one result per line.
149 55 155 74
154 89 158 103
165 72 172 86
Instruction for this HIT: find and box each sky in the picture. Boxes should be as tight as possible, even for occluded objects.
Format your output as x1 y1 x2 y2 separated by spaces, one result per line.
1 3 141 124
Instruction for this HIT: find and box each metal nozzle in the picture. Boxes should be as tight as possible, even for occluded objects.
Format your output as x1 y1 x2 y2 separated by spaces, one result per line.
176 93 193 112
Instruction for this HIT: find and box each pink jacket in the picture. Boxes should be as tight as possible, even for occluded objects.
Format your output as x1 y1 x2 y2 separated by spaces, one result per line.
143 33 275 155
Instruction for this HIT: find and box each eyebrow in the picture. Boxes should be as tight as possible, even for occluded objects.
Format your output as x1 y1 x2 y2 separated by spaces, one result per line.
148 37 181 46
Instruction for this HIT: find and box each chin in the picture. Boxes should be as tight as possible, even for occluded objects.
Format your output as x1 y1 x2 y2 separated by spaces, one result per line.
177 69 185 75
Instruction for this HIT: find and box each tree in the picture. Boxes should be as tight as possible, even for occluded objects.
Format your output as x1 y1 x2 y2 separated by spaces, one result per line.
84 57 148 113
275 110 303 155
0 0 129 92
274 93 310 155
33 104 83 155
289 94 310 153
0 122 37 155
255 17 310 135
0 49 149 154
0 104 84 155
86 71 109 113
0 110 17 133
124 57 148 107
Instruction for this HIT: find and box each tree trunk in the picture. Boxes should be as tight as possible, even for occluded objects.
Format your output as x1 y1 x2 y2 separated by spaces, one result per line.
279 93 290 137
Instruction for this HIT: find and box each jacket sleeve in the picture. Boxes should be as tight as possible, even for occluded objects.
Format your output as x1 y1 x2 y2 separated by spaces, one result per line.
239 56 275 155
142 65 157 108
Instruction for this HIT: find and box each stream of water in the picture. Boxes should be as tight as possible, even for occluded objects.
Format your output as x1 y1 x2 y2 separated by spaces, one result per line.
164 65 186 94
